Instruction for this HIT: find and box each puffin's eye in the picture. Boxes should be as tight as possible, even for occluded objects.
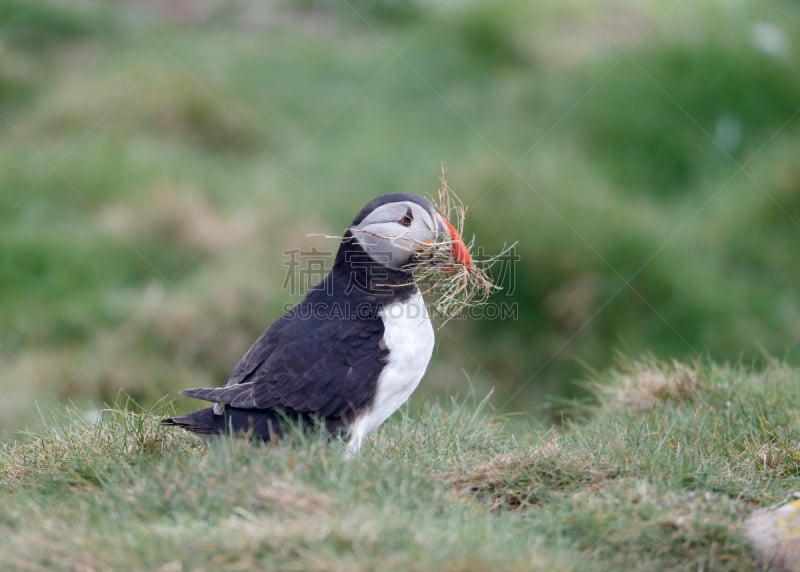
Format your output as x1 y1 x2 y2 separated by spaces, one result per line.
399 207 413 227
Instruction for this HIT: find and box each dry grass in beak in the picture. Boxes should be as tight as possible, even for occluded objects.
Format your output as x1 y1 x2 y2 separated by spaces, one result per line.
310 165 515 324
412 164 516 323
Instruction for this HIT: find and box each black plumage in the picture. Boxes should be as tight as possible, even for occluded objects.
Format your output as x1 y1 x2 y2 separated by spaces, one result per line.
162 194 427 440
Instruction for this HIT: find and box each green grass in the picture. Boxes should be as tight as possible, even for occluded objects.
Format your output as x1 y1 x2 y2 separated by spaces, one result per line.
4 360 796 570
2 3 800 566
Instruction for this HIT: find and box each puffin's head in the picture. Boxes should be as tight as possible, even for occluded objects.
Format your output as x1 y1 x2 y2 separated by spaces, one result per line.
348 193 471 271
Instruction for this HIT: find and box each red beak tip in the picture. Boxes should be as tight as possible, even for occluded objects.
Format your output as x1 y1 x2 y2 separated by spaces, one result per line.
438 214 472 269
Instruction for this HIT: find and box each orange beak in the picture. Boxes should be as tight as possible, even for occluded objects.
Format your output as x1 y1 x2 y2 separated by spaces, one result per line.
437 214 472 270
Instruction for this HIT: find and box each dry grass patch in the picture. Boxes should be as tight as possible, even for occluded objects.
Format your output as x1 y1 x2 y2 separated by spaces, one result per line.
99 182 263 257
591 359 701 413
749 440 800 478
448 435 617 510
250 479 333 515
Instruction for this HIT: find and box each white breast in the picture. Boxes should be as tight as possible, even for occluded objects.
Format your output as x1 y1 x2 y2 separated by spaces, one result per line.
346 289 434 456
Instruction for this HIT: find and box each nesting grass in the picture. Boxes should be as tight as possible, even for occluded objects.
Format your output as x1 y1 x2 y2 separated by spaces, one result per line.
412 164 515 322
314 165 514 322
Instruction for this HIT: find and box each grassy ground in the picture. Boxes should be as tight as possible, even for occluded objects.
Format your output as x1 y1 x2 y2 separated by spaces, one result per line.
3 359 797 570
3 4 800 568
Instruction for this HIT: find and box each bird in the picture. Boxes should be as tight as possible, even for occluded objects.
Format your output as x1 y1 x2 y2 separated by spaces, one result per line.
161 192 471 455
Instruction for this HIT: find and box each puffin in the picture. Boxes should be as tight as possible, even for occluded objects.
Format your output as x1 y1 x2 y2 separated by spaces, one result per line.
162 193 472 455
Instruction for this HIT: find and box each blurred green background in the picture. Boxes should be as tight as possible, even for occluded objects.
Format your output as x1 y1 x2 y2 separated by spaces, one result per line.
2 0 799 434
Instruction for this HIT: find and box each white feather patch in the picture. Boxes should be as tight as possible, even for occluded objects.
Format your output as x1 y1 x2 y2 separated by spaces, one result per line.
346 289 435 456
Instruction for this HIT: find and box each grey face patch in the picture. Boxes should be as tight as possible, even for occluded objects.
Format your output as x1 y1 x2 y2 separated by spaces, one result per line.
350 201 438 269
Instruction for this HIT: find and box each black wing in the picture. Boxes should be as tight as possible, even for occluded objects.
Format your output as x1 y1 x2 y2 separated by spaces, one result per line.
181 295 388 418
223 310 292 388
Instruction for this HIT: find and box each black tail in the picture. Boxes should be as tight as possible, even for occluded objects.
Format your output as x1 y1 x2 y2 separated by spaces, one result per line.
161 406 345 442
